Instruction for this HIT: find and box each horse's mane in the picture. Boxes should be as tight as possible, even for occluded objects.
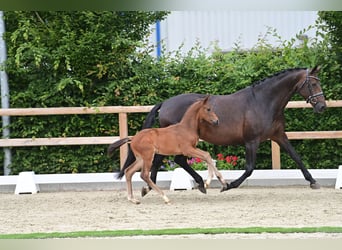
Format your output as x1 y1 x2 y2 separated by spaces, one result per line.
251 68 306 87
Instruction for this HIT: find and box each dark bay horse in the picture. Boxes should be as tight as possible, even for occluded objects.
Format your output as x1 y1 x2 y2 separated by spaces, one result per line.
122 66 326 195
108 96 227 204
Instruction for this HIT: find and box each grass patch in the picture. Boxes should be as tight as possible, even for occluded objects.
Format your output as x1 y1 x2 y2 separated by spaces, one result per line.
1 227 342 239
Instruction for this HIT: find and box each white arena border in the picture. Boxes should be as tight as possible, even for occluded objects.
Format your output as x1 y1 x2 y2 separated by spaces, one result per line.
0 169 339 193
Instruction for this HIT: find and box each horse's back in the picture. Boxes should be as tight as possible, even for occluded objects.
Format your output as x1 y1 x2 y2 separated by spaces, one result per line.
159 93 206 127
159 92 248 125
157 91 255 145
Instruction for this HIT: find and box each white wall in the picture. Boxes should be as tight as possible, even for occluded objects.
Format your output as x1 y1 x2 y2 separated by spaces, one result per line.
149 11 318 55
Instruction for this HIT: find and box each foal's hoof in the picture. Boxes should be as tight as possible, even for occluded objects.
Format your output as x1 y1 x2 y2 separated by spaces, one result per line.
163 195 171 204
310 182 321 189
220 183 231 192
128 198 141 205
198 185 207 194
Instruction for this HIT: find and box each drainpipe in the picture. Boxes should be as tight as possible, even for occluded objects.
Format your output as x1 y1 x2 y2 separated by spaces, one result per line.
156 20 161 58
0 11 11 175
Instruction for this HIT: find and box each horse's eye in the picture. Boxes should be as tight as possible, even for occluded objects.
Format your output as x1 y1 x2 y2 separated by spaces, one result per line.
207 108 211 112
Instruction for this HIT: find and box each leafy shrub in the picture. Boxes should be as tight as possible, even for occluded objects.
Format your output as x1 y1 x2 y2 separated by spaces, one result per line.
1 12 341 175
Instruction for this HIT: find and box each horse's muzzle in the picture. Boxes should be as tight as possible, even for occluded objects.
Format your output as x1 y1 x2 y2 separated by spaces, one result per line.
314 102 326 113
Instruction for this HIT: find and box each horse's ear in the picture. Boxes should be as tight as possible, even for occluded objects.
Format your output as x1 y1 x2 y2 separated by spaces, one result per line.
310 65 321 75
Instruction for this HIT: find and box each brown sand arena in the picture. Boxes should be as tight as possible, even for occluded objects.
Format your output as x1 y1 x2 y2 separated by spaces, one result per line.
1 187 341 238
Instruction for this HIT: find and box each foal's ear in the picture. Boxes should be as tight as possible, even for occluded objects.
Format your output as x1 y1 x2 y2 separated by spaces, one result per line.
203 95 211 104
310 65 321 75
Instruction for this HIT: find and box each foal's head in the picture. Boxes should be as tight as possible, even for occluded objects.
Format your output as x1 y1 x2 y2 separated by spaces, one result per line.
296 66 326 113
198 95 219 126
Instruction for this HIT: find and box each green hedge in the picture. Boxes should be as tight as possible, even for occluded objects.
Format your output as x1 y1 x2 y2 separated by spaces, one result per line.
1 12 341 175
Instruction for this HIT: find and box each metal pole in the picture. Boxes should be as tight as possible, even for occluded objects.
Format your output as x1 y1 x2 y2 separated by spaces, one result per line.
156 20 161 58
0 11 11 175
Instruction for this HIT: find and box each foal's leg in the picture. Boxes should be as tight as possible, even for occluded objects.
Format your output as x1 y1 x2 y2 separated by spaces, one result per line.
145 154 208 196
185 148 228 190
206 159 230 192
125 159 144 204
140 159 171 204
205 157 228 191
141 154 165 197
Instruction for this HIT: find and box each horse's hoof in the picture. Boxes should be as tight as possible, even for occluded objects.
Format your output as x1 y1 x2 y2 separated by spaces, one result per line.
310 182 321 189
220 183 231 192
198 185 207 194
141 187 149 197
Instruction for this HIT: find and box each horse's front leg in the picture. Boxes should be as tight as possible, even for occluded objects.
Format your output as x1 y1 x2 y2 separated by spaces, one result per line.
224 141 259 191
205 162 214 189
272 134 319 189
207 160 231 192
206 159 229 192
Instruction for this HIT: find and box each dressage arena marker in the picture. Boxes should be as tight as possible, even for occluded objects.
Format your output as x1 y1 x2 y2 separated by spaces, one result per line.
170 168 194 191
14 171 40 194
335 165 342 189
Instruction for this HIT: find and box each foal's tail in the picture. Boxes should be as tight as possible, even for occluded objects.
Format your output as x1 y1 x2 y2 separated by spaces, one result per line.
107 138 131 157
117 102 164 179
107 138 131 179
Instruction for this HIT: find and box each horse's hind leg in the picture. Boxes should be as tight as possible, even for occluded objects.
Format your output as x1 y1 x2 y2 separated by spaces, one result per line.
174 155 207 194
141 154 165 197
125 159 144 204
140 160 170 204
225 141 259 190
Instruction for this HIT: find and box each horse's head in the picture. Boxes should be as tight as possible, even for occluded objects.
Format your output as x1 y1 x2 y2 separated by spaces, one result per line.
200 95 219 126
297 66 326 113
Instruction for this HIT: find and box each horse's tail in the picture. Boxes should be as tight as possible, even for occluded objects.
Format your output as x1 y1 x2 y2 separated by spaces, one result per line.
107 138 131 179
142 102 163 129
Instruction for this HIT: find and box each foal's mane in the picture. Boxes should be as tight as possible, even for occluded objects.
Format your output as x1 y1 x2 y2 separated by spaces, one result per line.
251 68 306 87
180 96 210 125
184 97 206 116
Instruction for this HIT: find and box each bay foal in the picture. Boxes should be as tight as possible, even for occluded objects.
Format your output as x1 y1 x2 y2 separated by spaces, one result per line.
108 96 227 204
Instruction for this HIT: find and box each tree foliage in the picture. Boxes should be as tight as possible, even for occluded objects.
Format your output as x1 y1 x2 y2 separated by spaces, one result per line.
1 11 341 175
1 11 169 174
318 11 342 64
315 11 342 100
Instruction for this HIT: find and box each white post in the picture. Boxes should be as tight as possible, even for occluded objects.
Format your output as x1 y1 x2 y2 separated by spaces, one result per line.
335 165 342 189
0 11 11 175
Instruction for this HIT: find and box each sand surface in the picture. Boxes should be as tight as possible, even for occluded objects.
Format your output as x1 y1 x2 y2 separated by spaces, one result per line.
1 187 341 238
